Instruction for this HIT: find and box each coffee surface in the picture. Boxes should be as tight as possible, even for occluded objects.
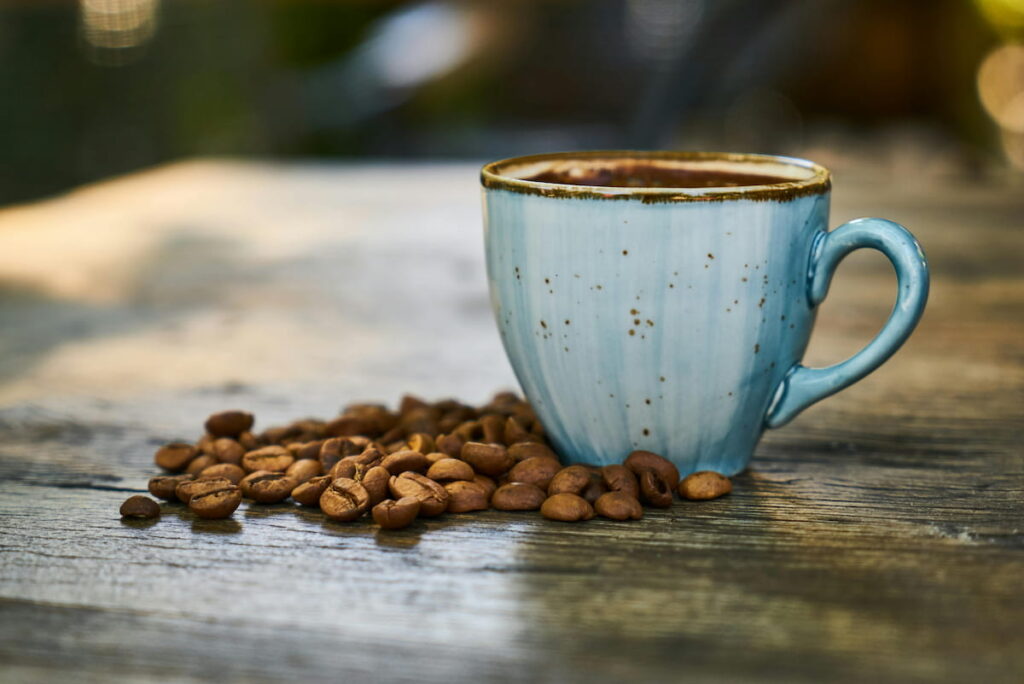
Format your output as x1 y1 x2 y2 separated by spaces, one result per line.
522 164 794 189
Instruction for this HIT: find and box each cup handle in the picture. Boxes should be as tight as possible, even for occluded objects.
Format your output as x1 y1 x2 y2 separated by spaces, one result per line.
765 218 929 428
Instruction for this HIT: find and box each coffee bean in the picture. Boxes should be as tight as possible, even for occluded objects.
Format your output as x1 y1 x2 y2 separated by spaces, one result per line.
372 497 421 530
547 465 591 496
198 463 245 484
319 436 370 471
507 457 561 490
678 471 732 500
473 474 497 499
204 410 254 438
444 481 489 513
541 493 594 522
154 443 198 472
460 442 514 477
212 438 245 465
405 433 435 454
399 394 429 415
503 416 538 445
189 485 242 519
148 474 194 501
507 442 558 462
176 477 235 505
594 491 643 521
120 495 160 519
293 440 324 461
196 434 216 456
237 431 260 451
426 458 474 482
241 446 295 473
320 477 370 521
239 471 298 504
425 451 450 466
601 465 639 498
185 454 218 477
435 433 465 458
624 450 680 489
359 465 391 506
286 458 322 484
397 406 438 436
638 470 673 508
360 464 391 507
388 472 448 517
381 450 429 475
479 414 506 444
453 420 483 442
329 457 358 480
291 474 332 507
491 482 546 511
582 475 608 504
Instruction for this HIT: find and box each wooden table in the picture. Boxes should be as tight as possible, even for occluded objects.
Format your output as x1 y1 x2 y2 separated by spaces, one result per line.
1 161 1022 683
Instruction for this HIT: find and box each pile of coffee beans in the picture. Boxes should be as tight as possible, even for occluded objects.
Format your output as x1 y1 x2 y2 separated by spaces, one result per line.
121 392 732 529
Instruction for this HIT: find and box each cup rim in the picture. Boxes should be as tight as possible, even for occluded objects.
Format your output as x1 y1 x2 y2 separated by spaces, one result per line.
480 150 831 203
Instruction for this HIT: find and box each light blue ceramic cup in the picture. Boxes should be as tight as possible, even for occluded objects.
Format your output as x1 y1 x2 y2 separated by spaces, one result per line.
481 151 929 475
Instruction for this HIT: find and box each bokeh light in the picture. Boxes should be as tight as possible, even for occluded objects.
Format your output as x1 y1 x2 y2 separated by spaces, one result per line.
79 0 160 66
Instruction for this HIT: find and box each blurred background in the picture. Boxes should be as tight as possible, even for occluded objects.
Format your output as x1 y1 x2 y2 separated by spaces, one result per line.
1 0 1023 205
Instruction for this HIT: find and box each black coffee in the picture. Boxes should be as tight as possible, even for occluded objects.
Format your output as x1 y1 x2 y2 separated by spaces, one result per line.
522 164 792 189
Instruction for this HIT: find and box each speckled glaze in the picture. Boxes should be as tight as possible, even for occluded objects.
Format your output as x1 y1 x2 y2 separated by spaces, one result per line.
482 152 928 475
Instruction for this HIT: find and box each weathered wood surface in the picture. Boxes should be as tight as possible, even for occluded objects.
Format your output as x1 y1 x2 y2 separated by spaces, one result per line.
0 161 1022 684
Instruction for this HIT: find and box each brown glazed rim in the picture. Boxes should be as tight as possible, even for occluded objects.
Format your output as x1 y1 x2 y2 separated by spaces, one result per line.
480 150 831 203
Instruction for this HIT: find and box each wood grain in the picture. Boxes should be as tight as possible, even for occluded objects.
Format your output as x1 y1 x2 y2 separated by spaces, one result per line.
0 161 1022 683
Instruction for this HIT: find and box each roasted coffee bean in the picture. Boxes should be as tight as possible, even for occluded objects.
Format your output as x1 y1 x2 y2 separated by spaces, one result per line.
507 457 561 490
154 443 198 472
461 442 514 477
148 474 195 501
189 485 242 519
425 451 450 466
196 433 216 456
240 471 298 504
241 446 294 473
678 471 732 500
359 465 391 506
594 492 643 520
491 482 546 511
541 493 594 522
120 495 160 519
398 394 430 415
185 454 218 477
601 465 639 498
260 426 290 445
388 472 448 517
324 414 378 438
204 410 254 438
473 474 497 499
638 470 673 508
453 420 484 442
212 438 245 465
383 440 406 454
426 458 475 482
435 433 465 458
237 431 260 451
286 458 322 484
381 450 428 475
504 416 538 445
547 465 592 496
624 450 680 489
329 457 358 480
444 481 489 513
292 475 332 507
319 436 369 471
479 414 506 444
198 463 245 484
508 442 558 462
293 440 324 461
582 475 608 504
372 497 421 530
320 477 370 521
405 433 435 454
176 477 235 505
397 407 438 436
